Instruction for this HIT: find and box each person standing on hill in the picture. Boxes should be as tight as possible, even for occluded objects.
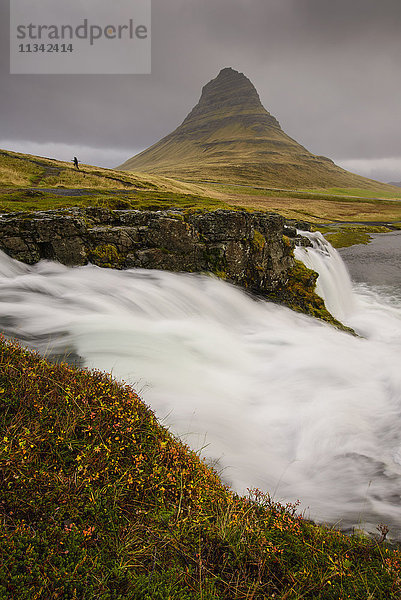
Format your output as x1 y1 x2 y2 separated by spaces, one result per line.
73 156 79 170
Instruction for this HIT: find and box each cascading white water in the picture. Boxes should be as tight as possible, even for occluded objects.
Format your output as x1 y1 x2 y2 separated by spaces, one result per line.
1 238 401 537
294 230 356 322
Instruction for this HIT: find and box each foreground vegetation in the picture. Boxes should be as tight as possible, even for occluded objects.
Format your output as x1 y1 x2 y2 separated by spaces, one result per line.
1 337 401 599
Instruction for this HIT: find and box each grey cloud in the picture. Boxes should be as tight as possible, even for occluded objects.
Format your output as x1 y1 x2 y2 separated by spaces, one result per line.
0 0 400 181
336 157 401 183
295 0 401 37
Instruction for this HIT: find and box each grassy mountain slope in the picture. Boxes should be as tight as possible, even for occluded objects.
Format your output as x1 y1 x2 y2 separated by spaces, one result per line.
119 68 396 192
1 336 401 599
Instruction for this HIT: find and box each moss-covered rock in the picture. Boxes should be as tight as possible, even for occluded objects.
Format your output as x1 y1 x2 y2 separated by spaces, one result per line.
89 243 125 268
268 260 356 334
252 229 266 251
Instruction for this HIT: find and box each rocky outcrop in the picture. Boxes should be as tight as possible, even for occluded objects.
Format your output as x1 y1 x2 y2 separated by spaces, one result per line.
0 208 294 294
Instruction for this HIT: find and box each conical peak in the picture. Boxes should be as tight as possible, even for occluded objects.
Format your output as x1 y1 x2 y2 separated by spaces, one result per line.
198 67 263 111
181 67 281 130
209 67 255 88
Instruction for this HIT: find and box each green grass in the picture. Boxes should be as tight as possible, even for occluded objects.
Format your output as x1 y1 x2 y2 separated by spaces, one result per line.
1 336 400 599
0 148 234 215
198 182 401 223
3 148 401 225
313 224 397 248
5 182 401 225
207 183 401 202
0 189 230 214
321 230 372 248
326 187 401 200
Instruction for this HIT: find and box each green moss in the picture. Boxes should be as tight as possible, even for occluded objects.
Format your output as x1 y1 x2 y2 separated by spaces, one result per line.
0 188 235 215
90 244 124 268
214 270 228 280
252 229 266 251
314 224 393 248
93 196 133 210
325 230 371 248
165 212 185 221
269 260 356 334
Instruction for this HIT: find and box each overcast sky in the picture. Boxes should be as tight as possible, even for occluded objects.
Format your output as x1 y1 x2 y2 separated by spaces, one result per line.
1 0 400 182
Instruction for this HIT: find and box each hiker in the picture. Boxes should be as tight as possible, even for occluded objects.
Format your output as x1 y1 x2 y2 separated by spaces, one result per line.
73 156 79 170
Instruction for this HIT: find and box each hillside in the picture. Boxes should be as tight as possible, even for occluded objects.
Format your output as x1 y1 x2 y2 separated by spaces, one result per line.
1 336 400 599
0 147 216 196
2 147 401 224
0 148 229 213
119 68 396 192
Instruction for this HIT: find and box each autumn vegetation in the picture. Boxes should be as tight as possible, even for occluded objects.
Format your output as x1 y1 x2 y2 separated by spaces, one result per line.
1 337 401 599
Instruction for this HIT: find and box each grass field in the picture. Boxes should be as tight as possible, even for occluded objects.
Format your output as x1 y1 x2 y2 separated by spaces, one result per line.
2 148 401 241
199 182 401 224
0 188 230 214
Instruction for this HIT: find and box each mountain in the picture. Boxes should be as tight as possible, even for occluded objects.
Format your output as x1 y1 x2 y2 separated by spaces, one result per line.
119 68 390 190
389 181 401 188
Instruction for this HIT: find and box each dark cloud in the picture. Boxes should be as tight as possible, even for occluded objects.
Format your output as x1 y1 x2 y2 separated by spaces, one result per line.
295 0 401 38
1 0 400 179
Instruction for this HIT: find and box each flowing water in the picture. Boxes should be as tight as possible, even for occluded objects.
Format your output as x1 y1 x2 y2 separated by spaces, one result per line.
340 231 401 289
1 233 401 538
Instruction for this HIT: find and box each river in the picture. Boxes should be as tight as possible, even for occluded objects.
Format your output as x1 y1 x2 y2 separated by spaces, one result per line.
340 230 401 293
1 231 401 538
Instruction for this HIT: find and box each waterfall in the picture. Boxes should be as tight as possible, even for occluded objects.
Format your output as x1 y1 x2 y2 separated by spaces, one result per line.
294 231 355 322
1 241 401 538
